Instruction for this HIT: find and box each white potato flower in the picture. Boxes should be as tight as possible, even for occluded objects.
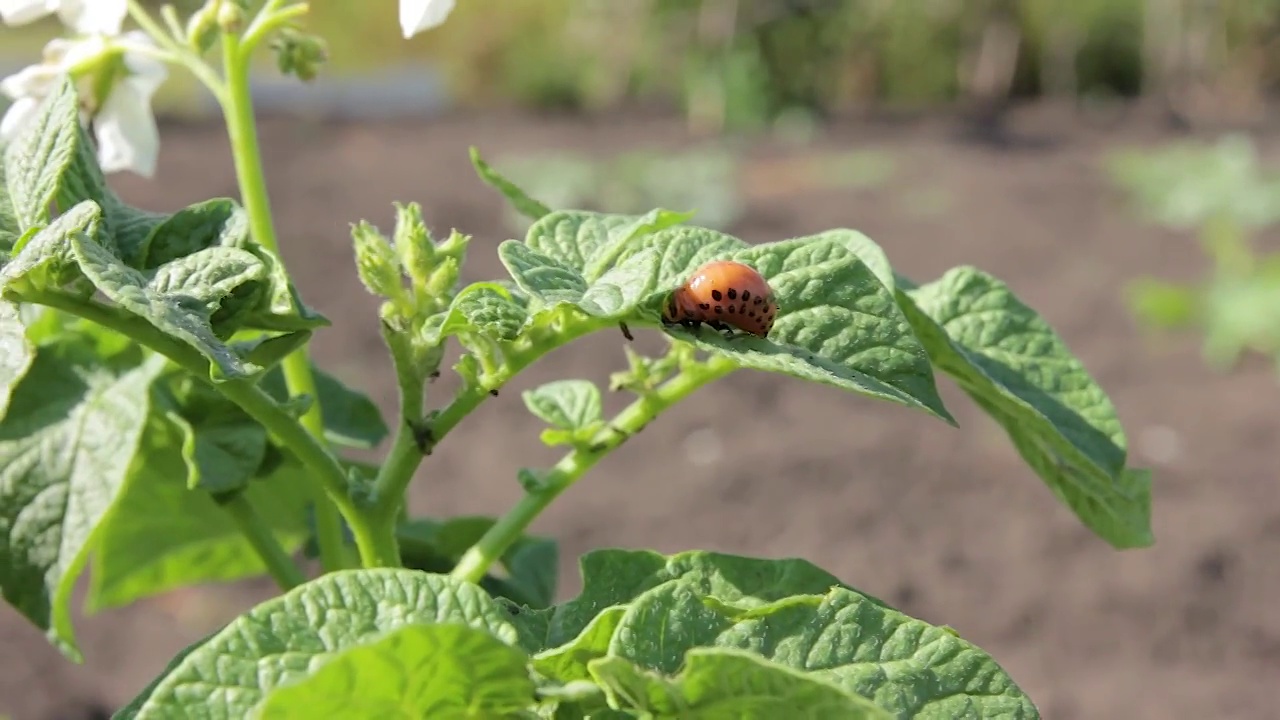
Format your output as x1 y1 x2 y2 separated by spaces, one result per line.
0 0 127 35
0 31 167 177
400 0 456 39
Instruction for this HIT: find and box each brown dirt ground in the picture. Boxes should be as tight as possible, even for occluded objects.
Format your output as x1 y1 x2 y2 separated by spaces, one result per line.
3 104 1279 720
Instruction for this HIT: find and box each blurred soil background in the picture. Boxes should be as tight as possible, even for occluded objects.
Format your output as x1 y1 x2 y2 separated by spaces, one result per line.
2 1 1280 719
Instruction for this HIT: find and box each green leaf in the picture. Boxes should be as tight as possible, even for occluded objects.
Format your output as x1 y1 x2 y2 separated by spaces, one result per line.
471 146 552 221
606 581 1036 717
589 648 892 719
532 605 627 682
52 116 110 224
499 241 589 307
502 532 559 610
149 247 268 311
122 570 520 719
532 678 609 713
522 379 603 430
47 116 167 266
807 228 895 294
652 233 953 422
499 239 662 322
192 211 327 334
899 266 1152 548
526 209 693 282
599 225 750 289
105 199 169 264
259 366 388 449
439 281 529 341
3 77 79 231
0 341 164 658
576 247 662 318
399 516 559 609
0 200 102 293
0 146 20 251
68 233 264 380
535 549 850 652
251 623 535 719
87 411 311 611
0 301 34 420
225 248 330 333
112 633 210 720
178 410 264 492
584 209 697 281
137 198 246 269
164 378 267 493
231 331 313 372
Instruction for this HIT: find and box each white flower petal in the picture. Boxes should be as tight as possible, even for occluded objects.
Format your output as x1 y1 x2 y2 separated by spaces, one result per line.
0 96 42 140
118 31 167 94
56 0 126 35
399 0 456 39
0 0 58 27
48 34 108 68
0 61 59 99
0 0 125 33
93 78 159 177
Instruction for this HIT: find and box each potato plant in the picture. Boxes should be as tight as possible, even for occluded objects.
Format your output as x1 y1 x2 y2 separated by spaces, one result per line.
0 2 1153 718
1110 134 1280 372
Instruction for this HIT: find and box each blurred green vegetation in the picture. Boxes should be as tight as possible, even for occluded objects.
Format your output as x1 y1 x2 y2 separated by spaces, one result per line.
1109 135 1280 374
3 0 1279 127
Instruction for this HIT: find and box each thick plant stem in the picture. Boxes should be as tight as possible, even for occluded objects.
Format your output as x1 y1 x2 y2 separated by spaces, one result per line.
450 356 736 584
219 492 306 590
220 32 350 571
370 320 602 531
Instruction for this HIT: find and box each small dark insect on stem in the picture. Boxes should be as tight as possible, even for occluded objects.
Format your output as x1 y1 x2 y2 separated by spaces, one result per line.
489 388 500 397
618 322 634 341
428 370 441 382
408 417 434 455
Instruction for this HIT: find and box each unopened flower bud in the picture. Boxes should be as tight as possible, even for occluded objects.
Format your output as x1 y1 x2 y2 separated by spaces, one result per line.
186 3 220 54
271 28 328 83
216 1 245 33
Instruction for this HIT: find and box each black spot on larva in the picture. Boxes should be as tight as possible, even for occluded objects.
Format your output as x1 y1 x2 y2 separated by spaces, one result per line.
727 288 737 300
748 311 756 318
742 290 751 301
728 306 736 314
711 289 723 301
699 302 710 310
753 297 763 305
714 306 723 314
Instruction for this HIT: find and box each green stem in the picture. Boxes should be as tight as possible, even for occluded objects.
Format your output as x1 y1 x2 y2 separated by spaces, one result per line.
22 290 398 570
220 32 352 571
242 3 310 55
158 4 185 40
450 355 736 584
219 492 306 590
373 427 422 512
369 320 603 526
126 0 227 101
432 323 602 445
